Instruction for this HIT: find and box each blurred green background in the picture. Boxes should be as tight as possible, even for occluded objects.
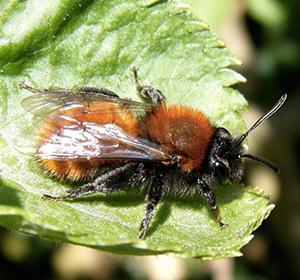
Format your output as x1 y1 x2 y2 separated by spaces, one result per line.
1 0 300 279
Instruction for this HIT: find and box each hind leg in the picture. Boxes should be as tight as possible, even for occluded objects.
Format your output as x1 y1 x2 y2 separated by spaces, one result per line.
43 162 144 200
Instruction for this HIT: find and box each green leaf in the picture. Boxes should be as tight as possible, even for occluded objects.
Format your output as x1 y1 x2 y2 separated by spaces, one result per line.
0 0 273 258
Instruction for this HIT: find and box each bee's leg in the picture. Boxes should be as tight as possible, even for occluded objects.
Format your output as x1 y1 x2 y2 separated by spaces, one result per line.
43 163 144 200
132 67 166 105
78 85 120 98
198 179 227 228
138 176 164 239
19 82 43 93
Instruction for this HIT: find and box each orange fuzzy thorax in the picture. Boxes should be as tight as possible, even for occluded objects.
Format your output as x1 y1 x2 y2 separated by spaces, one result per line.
144 104 214 172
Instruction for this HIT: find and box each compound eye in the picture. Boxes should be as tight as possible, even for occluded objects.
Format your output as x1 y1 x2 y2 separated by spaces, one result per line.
215 161 229 184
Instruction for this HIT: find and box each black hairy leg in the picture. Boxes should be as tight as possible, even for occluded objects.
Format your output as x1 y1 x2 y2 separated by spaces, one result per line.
138 175 164 239
197 179 227 229
77 85 120 97
42 162 145 200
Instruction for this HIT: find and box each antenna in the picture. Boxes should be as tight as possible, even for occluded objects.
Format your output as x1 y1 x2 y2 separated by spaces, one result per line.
238 94 287 145
237 94 287 173
241 154 279 173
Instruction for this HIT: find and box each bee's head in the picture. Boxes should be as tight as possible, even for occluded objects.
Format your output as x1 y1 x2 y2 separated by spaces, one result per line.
207 95 287 184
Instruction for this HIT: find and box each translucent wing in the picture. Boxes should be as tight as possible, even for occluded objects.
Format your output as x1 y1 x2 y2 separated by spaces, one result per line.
16 83 171 162
19 83 152 117
31 120 171 162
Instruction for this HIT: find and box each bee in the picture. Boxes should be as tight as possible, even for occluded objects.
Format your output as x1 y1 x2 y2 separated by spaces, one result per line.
16 68 287 239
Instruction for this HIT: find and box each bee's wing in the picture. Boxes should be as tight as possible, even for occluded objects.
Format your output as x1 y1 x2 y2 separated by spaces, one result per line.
29 120 171 162
20 84 152 117
16 84 165 161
